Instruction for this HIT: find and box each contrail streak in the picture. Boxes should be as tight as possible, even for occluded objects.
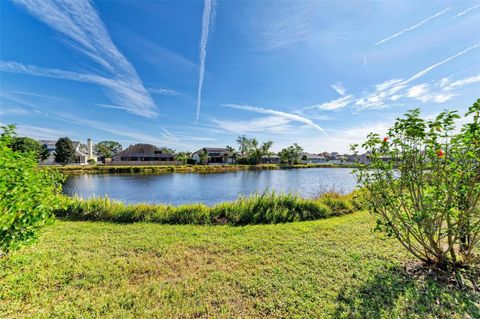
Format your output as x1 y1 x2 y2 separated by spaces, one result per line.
374 7 450 46
195 0 215 123
453 4 480 18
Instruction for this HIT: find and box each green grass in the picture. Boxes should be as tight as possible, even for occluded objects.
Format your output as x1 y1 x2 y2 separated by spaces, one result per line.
1 212 477 318
55 192 357 225
47 163 358 174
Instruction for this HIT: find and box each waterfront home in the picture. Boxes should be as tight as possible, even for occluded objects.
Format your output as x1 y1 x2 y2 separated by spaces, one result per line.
261 155 281 164
110 143 179 165
301 153 327 164
192 147 235 164
193 147 236 164
38 138 97 165
329 152 340 160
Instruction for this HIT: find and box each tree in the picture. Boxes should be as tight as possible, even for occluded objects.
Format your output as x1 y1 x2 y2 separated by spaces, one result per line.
352 100 480 272
0 125 64 255
54 137 75 165
236 135 252 158
94 140 123 159
226 145 238 163
198 149 209 165
10 136 49 161
175 152 191 164
235 136 274 164
260 141 274 157
279 143 303 164
158 147 176 155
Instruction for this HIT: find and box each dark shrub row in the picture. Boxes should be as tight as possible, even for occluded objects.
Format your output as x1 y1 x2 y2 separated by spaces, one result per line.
55 192 361 225
50 163 358 175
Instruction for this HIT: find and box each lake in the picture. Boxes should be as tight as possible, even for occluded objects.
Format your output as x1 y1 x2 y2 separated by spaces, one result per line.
63 168 358 205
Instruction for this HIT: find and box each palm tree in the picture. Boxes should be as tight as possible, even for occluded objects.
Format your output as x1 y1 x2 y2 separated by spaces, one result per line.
175 152 191 164
225 145 236 164
198 149 209 165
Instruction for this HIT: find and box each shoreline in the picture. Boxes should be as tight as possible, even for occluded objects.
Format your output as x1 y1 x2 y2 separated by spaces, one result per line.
43 163 360 174
55 191 360 225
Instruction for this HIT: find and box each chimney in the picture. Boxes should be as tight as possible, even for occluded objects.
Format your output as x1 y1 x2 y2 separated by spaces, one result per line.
87 138 93 160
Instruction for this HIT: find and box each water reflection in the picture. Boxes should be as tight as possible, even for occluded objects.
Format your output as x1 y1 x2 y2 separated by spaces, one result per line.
63 168 357 205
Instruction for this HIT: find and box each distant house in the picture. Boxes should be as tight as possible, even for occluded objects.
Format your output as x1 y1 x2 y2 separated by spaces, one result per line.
301 153 327 164
38 138 97 165
110 144 179 165
261 155 281 164
192 147 235 164
358 152 371 165
329 152 339 160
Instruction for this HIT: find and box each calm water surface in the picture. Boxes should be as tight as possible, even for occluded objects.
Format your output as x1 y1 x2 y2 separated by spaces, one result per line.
63 168 357 205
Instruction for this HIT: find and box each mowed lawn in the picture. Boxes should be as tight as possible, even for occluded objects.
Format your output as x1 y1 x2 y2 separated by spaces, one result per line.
0 212 478 318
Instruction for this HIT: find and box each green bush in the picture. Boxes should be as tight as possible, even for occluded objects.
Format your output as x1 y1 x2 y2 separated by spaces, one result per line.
319 192 355 215
353 100 480 271
55 191 358 226
0 125 64 255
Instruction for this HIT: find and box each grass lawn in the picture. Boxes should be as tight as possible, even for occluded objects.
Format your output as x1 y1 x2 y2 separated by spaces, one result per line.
1 212 478 318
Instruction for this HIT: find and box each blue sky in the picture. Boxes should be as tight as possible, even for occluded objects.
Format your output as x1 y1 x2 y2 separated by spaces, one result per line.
0 0 479 153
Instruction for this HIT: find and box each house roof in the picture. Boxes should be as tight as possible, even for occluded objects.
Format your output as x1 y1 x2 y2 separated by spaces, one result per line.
38 140 57 150
261 155 280 158
114 143 174 158
302 153 325 159
193 147 233 156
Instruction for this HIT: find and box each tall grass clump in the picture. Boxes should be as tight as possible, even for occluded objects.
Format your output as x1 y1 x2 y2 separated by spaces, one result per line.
212 192 332 225
56 191 358 226
318 191 355 215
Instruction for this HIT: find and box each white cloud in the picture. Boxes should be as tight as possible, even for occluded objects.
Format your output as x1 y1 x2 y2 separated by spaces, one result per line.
405 83 453 103
15 124 70 140
249 2 314 50
305 95 354 111
0 106 28 116
52 112 195 148
330 82 347 96
210 116 293 134
438 76 452 87
271 121 392 154
149 88 180 96
403 43 480 84
11 0 157 118
196 0 216 123
444 75 480 90
0 61 158 118
355 44 480 109
374 7 450 46
406 84 428 98
452 4 480 18
223 103 327 134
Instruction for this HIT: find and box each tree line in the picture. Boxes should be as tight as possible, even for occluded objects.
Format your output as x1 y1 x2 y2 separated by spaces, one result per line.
6 134 305 165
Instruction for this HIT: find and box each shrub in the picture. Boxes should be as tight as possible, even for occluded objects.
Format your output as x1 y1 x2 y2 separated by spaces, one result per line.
319 192 354 215
0 125 64 255
9 136 49 160
352 100 480 271
55 191 359 226
87 159 96 165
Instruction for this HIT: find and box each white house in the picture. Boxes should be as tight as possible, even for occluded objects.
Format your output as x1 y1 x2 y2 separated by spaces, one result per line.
301 153 327 164
38 138 98 165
